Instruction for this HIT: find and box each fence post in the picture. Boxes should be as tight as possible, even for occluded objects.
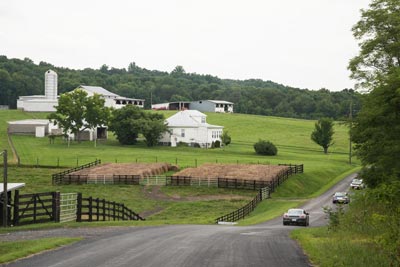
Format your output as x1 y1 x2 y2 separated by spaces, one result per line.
88 196 93 222
96 198 100 221
33 195 37 223
76 193 82 222
13 190 20 226
53 191 60 223
113 201 116 221
102 199 106 221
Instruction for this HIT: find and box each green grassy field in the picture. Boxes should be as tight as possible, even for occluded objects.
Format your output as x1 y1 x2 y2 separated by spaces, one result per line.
1 110 359 226
0 237 81 264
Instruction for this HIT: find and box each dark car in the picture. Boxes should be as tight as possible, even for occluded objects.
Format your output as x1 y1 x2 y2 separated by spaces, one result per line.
350 178 365 190
332 192 350 204
283 208 309 226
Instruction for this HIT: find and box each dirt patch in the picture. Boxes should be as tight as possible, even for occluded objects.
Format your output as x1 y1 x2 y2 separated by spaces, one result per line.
70 162 177 178
141 185 252 202
173 163 289 181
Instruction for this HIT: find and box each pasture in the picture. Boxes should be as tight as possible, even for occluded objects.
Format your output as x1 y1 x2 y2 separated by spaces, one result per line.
0 110 360 225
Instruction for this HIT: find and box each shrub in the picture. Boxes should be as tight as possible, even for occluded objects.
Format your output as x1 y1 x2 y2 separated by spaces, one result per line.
253 140 278 156
214 140 221 148
221 131 232 146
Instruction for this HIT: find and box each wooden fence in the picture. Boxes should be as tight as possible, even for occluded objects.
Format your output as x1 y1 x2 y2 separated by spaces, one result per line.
13 191 60 226
52 159 102 185
167 164 303 191
76 193 144 222
213 164 304 223
215 187 270 223
51 163 303 191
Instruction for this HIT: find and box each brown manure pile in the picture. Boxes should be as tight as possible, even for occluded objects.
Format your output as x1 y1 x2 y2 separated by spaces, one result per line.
70 162 176 178
172 163 289 181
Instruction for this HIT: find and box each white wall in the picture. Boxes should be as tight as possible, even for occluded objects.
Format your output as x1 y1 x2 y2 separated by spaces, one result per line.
160 126 223 147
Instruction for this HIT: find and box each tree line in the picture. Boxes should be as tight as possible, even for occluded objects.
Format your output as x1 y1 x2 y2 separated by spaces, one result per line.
0 56 361 120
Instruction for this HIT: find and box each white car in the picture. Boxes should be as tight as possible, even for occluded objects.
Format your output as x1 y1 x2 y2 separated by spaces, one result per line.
350 178 365 190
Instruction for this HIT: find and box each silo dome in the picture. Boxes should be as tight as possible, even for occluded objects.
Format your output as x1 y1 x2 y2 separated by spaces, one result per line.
45 70 58 99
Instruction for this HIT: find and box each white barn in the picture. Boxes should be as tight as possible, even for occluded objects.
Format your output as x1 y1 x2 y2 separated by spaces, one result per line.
77 85 144 109
160 110 223 148
189 100 234 113
17 70 59 112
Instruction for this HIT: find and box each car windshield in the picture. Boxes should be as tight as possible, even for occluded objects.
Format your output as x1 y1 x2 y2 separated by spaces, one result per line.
287 209 304 215
352 179 362 184
335 192 346 197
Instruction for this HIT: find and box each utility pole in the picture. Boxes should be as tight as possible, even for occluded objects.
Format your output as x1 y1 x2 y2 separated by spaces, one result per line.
1 150 7 227
349 101 353 165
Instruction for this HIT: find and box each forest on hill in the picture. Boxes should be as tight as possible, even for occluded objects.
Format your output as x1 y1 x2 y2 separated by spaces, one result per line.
0 55 361 119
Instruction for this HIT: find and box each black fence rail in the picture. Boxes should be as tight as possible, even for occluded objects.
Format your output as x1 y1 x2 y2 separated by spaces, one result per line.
279 163 304 174
52 159 102 185
59 174 141 185
76 193 144 222
13 191 60 226
215 187 270 223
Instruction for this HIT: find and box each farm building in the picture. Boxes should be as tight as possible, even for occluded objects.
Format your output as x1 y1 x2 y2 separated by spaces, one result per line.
151 101 190 111
159 110 223 148
7 119 107 141
189 100 233 113
76 85 145 109
152 100 234 113
17 70 59 112
7 119 59 137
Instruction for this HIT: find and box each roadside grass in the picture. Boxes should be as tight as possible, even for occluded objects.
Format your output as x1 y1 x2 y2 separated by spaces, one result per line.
0 237 81 264
291 227 391 267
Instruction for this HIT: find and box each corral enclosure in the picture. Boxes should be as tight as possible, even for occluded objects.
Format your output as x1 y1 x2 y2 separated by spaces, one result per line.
70 162 176 177
173 163 290 181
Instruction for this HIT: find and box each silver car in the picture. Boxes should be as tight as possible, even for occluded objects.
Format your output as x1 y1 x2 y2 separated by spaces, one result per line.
283 208 309 226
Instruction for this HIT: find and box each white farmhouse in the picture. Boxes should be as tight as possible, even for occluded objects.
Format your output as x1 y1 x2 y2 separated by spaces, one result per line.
77 85 144 109
190 100 234 113
160 110 224 148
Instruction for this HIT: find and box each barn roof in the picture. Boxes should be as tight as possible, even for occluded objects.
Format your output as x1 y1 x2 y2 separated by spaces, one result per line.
78 85 119 97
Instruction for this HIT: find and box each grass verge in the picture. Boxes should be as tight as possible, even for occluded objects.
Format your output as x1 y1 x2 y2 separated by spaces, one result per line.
0 237 82 264
291 227 391 267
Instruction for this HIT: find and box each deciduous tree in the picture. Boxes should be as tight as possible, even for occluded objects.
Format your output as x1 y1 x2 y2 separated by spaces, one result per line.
311 118 335 154
48 89 110 143
348 0 400 89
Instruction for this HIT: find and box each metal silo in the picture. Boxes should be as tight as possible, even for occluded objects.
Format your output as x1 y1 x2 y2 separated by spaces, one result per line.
45 70 58 99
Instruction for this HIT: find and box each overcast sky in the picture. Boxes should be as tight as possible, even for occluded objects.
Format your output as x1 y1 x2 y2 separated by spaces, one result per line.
0 0 371 91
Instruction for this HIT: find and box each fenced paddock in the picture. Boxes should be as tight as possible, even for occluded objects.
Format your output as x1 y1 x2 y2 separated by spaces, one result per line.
52 159 102 185
53 162 176 185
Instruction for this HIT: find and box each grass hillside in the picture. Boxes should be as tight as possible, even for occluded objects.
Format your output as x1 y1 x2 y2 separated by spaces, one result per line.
0 110 360 225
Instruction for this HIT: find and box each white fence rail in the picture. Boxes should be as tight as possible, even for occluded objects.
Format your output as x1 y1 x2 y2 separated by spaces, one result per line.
60 193 78 223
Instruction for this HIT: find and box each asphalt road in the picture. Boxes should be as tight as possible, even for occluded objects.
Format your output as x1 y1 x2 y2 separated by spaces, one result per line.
5 173 357 267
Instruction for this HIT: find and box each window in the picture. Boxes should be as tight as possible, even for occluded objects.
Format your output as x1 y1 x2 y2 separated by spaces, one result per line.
201 117 205 123
181 129 185 137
